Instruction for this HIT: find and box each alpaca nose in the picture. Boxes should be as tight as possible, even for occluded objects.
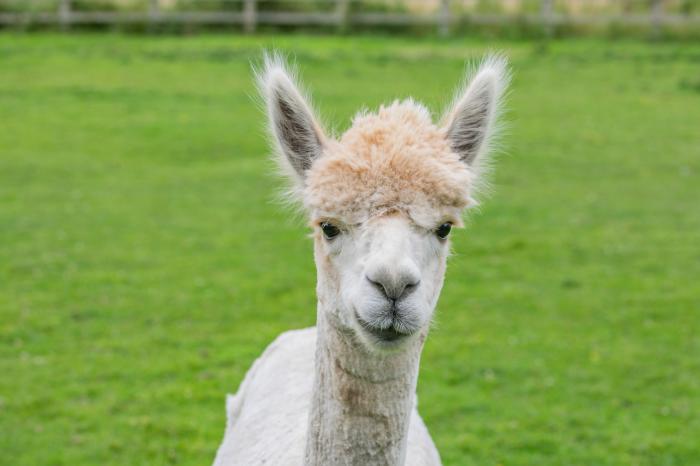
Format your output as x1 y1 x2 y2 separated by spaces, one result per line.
366 263 421 301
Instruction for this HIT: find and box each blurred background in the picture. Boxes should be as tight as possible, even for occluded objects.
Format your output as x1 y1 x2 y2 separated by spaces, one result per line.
1 1 699 465
1 0 699 37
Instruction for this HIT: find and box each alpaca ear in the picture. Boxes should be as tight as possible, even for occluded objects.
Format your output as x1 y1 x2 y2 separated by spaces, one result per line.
258 54 327 181
442 55 509 167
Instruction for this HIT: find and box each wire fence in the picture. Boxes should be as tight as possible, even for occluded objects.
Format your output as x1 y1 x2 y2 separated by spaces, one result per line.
0 0 698 35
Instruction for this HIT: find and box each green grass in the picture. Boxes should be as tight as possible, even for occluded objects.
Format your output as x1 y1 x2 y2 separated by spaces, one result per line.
1 33 699 465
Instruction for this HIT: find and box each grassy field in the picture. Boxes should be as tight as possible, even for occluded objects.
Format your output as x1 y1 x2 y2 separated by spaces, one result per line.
1 33 699 465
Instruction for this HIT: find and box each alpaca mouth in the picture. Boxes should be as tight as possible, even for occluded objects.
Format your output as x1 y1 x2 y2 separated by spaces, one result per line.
355 313 412 342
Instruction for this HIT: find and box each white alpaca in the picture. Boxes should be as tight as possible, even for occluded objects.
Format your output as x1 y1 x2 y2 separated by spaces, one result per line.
213 54 509 466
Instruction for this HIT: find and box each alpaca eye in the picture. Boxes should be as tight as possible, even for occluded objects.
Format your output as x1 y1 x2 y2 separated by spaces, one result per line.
320 222 341 239
435 223 452 239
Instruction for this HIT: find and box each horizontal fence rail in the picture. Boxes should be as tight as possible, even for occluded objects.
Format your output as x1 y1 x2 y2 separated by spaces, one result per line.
1 0 698 35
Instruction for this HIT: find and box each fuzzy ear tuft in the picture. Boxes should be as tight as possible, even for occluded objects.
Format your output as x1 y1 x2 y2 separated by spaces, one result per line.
442 54 510 169
256 53 327 182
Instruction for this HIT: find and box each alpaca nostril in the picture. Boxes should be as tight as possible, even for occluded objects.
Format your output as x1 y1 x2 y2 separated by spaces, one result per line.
366 276 388 297
404 280 420 293
405 279 420 290
398 279 420 299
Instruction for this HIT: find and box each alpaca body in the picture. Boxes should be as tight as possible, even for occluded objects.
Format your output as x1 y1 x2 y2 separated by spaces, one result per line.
212 327 440 466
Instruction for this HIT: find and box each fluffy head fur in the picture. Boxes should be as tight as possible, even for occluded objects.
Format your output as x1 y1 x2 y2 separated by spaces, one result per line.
306 100 474 227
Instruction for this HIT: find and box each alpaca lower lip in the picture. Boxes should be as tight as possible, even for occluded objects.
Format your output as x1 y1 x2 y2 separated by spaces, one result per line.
356 314 411 342
369 327 406 342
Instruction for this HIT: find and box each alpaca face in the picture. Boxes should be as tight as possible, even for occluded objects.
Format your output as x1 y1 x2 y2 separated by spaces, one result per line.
258 54 508 351
313 212 450 349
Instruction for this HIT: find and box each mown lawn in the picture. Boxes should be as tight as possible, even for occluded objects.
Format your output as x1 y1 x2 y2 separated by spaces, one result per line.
0 33 699 465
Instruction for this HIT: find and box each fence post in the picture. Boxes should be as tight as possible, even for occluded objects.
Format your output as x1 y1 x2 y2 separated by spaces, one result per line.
336 0 350 33
540 0 554 37
243 0 257 33
148 0 160 32
59 0 71 31
651 0 664 38
438 0 450 37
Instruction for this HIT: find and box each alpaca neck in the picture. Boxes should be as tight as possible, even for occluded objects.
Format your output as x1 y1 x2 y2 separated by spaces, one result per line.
304 302 425 465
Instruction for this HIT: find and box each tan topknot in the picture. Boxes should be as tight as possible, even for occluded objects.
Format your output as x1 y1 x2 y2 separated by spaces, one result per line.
304 100 474 226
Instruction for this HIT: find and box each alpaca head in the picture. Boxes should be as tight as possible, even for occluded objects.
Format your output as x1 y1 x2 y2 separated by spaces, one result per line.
259 54 509 351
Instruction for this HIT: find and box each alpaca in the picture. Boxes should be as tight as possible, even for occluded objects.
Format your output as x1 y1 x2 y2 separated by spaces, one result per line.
212 53 509 466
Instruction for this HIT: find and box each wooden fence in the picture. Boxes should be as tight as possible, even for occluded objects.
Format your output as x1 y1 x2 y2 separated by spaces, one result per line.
0 0 698 36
